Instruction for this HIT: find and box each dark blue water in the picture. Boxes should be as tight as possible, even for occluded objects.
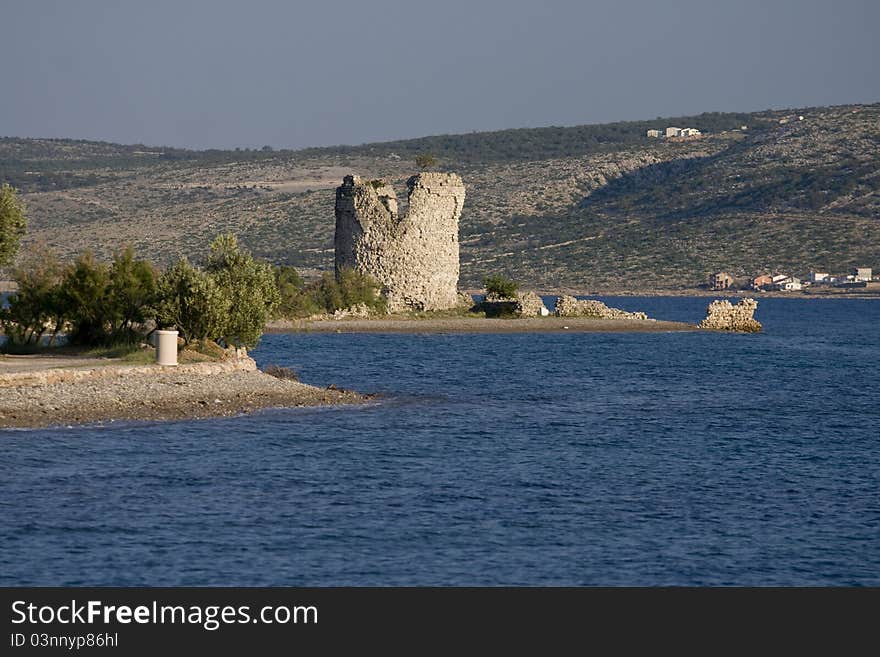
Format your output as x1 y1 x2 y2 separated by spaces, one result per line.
2 297 878 585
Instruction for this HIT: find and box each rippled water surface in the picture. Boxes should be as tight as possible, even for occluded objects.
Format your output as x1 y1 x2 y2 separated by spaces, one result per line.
2 297 878 585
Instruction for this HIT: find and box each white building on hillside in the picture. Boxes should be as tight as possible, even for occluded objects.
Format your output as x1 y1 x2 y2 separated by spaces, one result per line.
770 274 802 291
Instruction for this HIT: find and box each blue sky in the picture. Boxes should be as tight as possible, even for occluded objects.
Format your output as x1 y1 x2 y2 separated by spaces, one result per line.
2 0 877 149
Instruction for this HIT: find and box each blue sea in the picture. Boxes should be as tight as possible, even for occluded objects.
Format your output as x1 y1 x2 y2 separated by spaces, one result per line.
1 297 878 585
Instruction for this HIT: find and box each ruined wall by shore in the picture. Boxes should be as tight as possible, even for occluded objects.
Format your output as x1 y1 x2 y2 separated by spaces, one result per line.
334 173 465 312
698 298 762 332
481 291 549 318
555 296 651 320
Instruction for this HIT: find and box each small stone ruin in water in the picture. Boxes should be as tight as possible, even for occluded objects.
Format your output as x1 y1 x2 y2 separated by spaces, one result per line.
698 298 762 332
555 296 652 320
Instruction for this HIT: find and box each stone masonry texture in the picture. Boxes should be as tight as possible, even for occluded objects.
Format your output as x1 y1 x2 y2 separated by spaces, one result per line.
555 296 651 320
334 173 466 312
698 298 762 332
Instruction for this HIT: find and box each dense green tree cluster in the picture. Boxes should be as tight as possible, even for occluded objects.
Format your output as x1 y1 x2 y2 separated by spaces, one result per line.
0 244 66 346
2 234 285 350
2 232 387 351
0 183 27 267
149 234 281 347
2 246 157 347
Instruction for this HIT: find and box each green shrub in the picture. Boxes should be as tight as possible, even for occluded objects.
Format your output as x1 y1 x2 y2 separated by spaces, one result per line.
484 274 519 298
106 246 157 344
0 183 27 268
307 268 386 315
205 233 280 347
1 245 65 346
60 251 111 346
274 265 322 318
3 236 283 351
4 246 157 348
152 258 230 345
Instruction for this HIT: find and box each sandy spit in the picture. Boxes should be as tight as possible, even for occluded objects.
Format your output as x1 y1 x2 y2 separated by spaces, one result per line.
0 368 366 430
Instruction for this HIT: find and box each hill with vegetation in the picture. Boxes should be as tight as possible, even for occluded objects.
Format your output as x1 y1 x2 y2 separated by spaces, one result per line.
2 102 878 291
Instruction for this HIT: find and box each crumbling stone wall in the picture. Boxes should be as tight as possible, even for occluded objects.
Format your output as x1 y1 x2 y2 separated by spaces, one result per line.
555 296 651 320
698 298 762 332
514 291 549 317
481 291 549 318
335 173 465 312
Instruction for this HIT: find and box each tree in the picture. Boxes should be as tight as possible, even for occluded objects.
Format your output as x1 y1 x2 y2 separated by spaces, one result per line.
152 258 230 345
0 244 65 346
59 251 111 345
3 246 157 348
308 268 386 315
106 246 157 343
0 183 27 267
274 265 321 319
205 233 280 347
484 274 518 298
414 153 438 170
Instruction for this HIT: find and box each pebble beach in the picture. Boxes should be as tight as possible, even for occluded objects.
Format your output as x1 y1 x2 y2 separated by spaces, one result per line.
0 357 365 429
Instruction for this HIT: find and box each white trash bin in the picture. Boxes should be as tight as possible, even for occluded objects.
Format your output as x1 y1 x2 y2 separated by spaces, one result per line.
155 330 179 366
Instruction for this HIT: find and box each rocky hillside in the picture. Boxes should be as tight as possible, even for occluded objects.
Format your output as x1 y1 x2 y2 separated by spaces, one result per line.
2 103 878 291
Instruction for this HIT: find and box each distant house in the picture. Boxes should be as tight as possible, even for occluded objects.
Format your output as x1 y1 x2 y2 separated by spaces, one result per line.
769 275 802 291
661 126 702 138
752 274 773 290
853 267 872 282
809 272 831 284
650 126 702 139
710 271 734 290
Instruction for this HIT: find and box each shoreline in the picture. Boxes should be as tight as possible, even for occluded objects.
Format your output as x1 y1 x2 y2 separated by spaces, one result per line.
462 288 880 299
266 316 697 334
0 357 367 429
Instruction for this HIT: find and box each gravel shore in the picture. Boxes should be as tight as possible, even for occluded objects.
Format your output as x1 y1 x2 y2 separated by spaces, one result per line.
266 316 696 334
0 364 366 429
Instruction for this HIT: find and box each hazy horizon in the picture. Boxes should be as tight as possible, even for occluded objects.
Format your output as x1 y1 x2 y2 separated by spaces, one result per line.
3 0 878 150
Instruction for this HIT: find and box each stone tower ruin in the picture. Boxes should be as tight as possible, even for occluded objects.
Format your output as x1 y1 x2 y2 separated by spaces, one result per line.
334 172 466 312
